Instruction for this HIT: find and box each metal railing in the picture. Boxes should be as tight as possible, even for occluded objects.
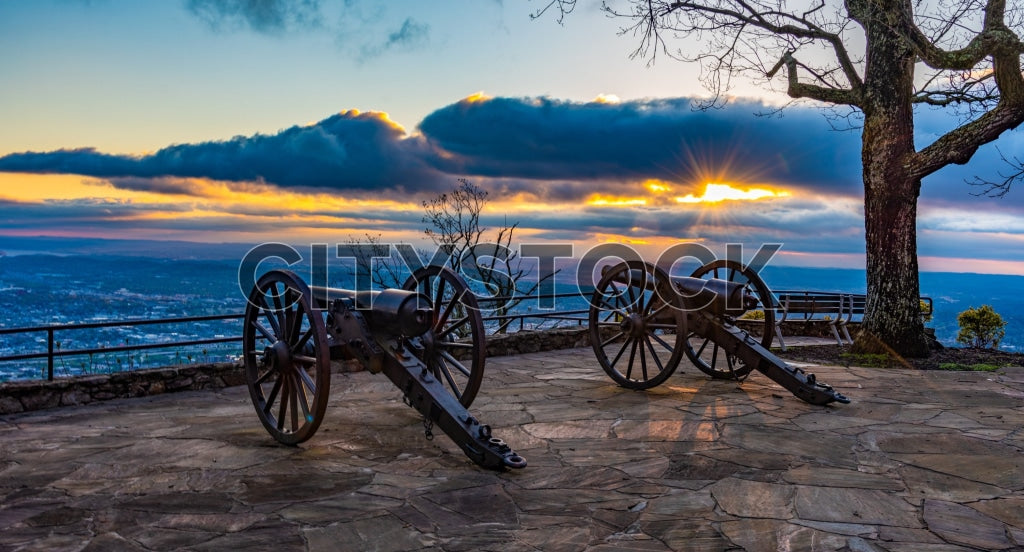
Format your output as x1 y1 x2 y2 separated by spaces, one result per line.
0 292 593 382
477 291 589 333
485 309 589 333
0 314 245 381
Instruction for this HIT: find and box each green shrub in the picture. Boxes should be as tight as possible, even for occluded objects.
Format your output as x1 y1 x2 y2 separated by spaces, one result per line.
956 305 1006 349
919 299 933 323
739 309 765 320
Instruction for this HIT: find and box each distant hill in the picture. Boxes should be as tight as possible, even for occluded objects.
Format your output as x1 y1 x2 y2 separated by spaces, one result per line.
0 235 252 260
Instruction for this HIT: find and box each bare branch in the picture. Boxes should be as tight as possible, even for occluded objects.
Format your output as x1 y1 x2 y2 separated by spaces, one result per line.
344 233 405 289
422 180 559 324
422 178 489 269
772 49 862 105
530 0 577 24
908 3 1024 178
910 91 1024 178
536 1 1024 186
913 68 999 107
967 146 1024 197
901 0 1024 70
600 0 864 104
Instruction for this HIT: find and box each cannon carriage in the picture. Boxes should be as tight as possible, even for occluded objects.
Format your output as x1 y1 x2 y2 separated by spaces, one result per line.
239 254 847 473
588 259 850 405
241 265 525 471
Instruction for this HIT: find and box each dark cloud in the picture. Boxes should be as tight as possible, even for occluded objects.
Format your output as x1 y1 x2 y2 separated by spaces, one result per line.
360 17 430 59
385 17 429 47
0 148 138 175
3 94 1021 270
101 177 212 196
4 94 1022 216
505 196 865 246
418 96 864 194
0 197 426 236
0 111 446 194
186 0 323 34
511 207 694 236
418 95 1024 209
0 198 190 230
481 177 653 203
182 1 437 64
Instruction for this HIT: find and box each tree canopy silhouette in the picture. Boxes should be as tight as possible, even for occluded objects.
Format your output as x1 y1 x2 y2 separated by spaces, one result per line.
537 0 1024 356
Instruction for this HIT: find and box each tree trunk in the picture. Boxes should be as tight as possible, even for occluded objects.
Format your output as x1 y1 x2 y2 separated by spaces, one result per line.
852 4 931 358
857 145 930 357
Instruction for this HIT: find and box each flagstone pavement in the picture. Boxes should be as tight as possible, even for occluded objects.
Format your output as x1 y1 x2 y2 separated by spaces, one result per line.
2 346 1023 551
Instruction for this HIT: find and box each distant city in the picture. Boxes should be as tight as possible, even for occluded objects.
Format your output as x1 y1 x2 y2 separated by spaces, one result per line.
1 236 1020 381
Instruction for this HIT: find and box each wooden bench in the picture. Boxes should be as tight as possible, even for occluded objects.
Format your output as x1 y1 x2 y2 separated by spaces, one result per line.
773 291 847 349
833 294 933 345
773 291 934 350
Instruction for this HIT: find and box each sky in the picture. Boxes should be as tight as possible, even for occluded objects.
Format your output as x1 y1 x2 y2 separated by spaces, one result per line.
1 0 1023 275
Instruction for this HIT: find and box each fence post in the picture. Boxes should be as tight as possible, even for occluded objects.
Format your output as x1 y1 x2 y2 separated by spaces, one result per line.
47 327 54 381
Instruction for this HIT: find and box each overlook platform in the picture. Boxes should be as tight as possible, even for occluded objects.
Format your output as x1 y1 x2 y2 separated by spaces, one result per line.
2 346 1023 551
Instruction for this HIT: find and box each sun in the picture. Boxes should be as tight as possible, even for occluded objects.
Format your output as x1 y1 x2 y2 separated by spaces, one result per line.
675 183 790 204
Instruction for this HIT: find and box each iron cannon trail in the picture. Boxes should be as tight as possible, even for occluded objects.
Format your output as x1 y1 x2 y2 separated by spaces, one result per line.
588 259 850 406
241 265 526 471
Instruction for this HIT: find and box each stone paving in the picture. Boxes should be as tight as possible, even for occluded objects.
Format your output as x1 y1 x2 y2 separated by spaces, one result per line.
1 346 1023 551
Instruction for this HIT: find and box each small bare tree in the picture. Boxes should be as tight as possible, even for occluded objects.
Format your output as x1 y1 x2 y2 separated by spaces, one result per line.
423 179 555 330
537 0 1024 357
342 232 406 290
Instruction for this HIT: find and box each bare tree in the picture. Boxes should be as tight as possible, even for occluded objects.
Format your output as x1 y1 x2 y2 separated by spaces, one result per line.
342 232 406 290
424 179 554 330
423 178 489 275
537 0 1024 357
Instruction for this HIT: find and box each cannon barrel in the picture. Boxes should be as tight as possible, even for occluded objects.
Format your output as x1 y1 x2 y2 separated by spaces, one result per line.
673 275 760 317
604 267 759 317
310 286 433 336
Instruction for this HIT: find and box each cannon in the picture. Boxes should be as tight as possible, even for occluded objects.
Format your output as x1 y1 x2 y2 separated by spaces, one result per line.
588 260 849 405
242 265 526 470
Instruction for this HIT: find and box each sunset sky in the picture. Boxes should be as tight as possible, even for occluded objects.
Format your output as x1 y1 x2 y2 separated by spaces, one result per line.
2 1 1023 275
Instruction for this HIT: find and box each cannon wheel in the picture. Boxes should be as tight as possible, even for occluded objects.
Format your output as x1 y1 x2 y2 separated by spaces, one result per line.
243 269 331 445
684 259 775 380
589 261 688 389
402 265 485 407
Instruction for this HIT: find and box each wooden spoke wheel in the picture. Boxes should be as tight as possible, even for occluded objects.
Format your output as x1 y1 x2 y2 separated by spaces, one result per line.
588 261 687 390
684 259 775 380
402 265 485 407
243 269 331 445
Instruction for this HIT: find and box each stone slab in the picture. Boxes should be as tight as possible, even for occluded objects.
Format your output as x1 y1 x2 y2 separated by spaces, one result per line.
2 348 1022 551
